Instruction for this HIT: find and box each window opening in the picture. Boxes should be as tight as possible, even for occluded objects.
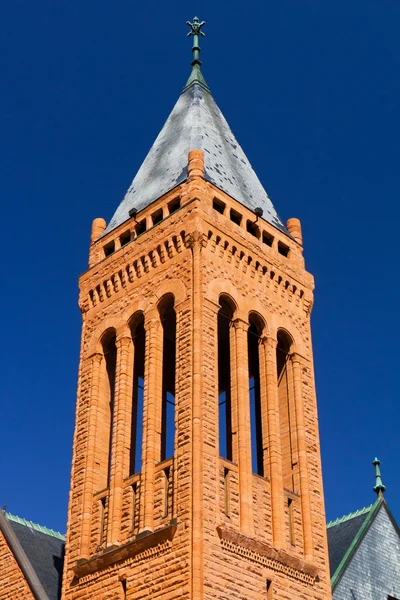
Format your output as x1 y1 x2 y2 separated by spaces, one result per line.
213 198 226 214
230 208 242 225
266 579 273 599
151 208 163 226
262 231 273 247
168 197 181 214
288 498 295 545
224 468 230 516
278 241 289 257
120 231 131 247
132 483 137 530
102 332 117 488
248 318 263 476
130 315 145 475
135 219 146 237
246 220 260 238
121 578 127 599
164 467 171 517
218 298 234 461
277 331 294 490
160 296 176 461
103 241 115 257
99 497 106 546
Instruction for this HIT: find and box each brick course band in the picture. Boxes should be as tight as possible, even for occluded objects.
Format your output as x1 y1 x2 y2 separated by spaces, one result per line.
217 525 318 585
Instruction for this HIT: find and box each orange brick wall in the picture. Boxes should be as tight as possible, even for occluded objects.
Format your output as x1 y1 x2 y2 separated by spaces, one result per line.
62 152 331 599
0 531 35 600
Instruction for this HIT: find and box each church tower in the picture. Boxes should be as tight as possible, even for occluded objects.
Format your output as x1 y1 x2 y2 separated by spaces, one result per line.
62 18 332 600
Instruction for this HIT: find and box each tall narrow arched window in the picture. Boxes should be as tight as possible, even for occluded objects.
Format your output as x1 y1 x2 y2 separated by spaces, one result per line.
100 329 117 489
276 330 294 490
159 295 176 461
248 314 264 476
218 296 234 460
130 314 145 475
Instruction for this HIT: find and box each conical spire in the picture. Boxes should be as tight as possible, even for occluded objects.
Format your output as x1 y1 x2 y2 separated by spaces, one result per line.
372 457 386 496
183 17 210 93
103 18 287 237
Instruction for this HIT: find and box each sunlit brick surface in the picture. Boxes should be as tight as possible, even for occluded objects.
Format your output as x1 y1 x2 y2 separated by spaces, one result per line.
62 153 332 599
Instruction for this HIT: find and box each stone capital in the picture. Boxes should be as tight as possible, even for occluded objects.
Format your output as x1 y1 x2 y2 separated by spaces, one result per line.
232 317 249 331
115 334 132 349
143 311 161 332
88 352 103 364
261 335 277 349
290 351 310 365
184 229 207 250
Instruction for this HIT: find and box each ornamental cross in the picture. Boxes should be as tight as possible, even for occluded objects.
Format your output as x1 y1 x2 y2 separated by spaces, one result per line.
187 16 206 37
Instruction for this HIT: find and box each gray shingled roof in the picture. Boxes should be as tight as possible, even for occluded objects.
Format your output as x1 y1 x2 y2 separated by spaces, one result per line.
104 82 286 235
327 506 373 578
6 515 65 600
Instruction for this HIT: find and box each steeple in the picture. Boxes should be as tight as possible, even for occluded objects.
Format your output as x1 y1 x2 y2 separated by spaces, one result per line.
373 457 386 496
63 19 331 600
103 17 287 237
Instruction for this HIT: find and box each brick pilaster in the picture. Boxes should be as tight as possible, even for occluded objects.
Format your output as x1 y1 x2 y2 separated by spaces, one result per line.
140 312 162 533
107 334 133 546
79 352 103 560
292 352 313 560
233 318 254 537
263 336 285 550
187 229 205 600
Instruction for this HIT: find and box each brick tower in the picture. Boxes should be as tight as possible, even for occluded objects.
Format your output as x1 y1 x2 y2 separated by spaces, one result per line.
62 18 332 600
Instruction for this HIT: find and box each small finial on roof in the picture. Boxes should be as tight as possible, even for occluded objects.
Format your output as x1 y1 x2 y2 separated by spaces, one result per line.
183 17 210 94
372 457 386 496
187 17 206 64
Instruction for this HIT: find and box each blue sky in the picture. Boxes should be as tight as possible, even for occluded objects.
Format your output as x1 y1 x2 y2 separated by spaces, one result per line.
1 0 399 534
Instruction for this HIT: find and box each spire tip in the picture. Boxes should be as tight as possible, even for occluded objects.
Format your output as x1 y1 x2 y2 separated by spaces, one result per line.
183 16 210 94
372 457 386 496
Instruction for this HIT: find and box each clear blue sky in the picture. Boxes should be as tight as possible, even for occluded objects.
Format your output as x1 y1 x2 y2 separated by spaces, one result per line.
1 0 399 534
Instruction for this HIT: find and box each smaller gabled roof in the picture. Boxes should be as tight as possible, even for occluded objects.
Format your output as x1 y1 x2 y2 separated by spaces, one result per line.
0 511 65 600
327 498 386 590
327 504 374 581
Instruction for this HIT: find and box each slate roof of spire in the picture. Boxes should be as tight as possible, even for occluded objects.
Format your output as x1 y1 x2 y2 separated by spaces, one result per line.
104 77 287 236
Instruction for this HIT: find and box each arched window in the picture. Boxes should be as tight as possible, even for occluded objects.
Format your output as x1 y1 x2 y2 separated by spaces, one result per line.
130 313 145 475
248 314 264 476
159 295 176 461
100 329 117 489
218 296 234 460
276 330 294 490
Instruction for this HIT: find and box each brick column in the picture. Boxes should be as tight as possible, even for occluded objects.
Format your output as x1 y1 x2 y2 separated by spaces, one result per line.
258 337 268 477
229 319 239 464
291 352 313 560
80 352 103 560
263 336 285 550
187 230 205 600
233 318 254 537
107 334 134 546
140 312 162 534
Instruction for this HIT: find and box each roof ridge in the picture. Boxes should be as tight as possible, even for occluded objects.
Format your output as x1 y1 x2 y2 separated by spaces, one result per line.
330 498 383 590
327 504 374 529
5 512 65 541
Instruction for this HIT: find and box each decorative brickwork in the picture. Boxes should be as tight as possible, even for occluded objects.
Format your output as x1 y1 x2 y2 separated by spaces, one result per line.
0 531 35 600
62 149 332 599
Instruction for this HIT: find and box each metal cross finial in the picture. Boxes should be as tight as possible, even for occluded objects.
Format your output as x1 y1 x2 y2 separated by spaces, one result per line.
186 16 206 67
187 16 206 38
182 16 210 93
372 457 386 496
